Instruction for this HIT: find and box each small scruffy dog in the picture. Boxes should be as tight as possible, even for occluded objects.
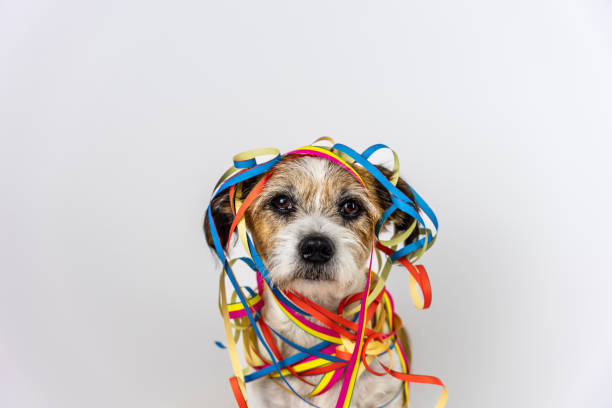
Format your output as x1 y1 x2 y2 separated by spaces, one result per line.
205 155 420 408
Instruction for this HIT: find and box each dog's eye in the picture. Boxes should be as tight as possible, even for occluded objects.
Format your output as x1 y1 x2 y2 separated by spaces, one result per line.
340 199 362 218
271 195 294 213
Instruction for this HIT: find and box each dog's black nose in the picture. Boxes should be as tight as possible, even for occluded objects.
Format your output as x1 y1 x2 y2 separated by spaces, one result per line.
299 235 335 264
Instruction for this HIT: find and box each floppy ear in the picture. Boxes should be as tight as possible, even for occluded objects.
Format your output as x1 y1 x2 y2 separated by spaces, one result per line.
203 174 265 251
372 165 421 246
204 188 234 250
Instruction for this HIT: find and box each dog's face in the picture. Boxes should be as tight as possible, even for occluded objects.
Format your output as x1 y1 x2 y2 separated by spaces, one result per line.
205 155 420 301
244 157 377 298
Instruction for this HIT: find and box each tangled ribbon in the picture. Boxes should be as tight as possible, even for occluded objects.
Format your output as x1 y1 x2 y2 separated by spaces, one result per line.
206 138 447 407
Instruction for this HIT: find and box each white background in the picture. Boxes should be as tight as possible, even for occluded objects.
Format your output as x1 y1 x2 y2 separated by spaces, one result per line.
1 1 611 407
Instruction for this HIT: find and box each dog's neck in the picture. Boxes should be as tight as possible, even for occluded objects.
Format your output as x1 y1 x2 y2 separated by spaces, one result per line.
260 269 368 353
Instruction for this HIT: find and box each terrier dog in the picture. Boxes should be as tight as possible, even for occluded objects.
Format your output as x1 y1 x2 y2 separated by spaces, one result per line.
205 155 421 408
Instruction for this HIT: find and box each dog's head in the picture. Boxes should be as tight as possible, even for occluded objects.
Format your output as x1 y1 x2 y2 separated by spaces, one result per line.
204 156 420 302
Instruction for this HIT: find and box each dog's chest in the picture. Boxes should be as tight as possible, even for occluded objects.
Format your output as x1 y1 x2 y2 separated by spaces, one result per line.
251 295 404 408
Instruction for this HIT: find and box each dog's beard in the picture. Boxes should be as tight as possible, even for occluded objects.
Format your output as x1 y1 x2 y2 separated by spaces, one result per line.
293 262 334 281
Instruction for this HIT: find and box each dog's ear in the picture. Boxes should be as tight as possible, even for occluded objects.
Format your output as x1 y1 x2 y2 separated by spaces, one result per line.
204 188 234 250
371 165 421 246
203 175 265 251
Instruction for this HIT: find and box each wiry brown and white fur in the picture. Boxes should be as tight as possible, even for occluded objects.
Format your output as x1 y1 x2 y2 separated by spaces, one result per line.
205 156 420 408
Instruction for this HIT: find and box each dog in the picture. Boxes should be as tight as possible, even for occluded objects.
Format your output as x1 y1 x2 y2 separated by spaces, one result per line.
205 155 421 408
